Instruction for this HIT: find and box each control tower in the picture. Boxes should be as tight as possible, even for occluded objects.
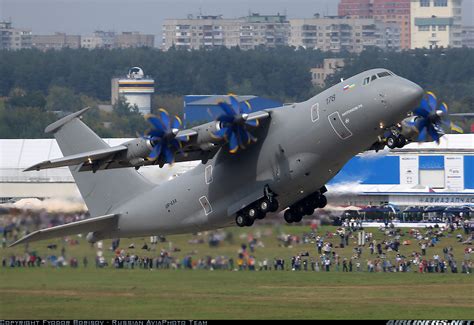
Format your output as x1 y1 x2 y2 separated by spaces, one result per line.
111 67 155 115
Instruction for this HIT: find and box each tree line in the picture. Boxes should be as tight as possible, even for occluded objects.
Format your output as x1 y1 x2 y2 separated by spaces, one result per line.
0 46 472 138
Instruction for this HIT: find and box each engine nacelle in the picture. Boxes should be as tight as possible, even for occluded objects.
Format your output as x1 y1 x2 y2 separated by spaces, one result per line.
191 121 223 149
121 138 153 163
86 231 101 244
399 116 419 142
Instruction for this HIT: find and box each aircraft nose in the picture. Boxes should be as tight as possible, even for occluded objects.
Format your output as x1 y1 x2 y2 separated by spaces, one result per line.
398 80 424 110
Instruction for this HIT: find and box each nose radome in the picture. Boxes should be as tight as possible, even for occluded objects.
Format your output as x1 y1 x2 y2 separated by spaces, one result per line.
397 80 424 111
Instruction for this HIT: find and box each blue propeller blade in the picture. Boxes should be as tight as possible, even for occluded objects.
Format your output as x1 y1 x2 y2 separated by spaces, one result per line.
229 95 241 115
439 102 448 115
162 146 174 164
417 127 428 142
428 125 440 143
214 127 228 139
228 132 239 153
148 142 162 160
213 95 261 153
171 116 182 130
218 101 237 117
148 128 165 138
241 101 251 114
426 92 437 111
237 126 250 147
245 119 258 127
144 109 187 165
414 98 431 118
159 109 170 130
217 114 235 123
147 115 166 133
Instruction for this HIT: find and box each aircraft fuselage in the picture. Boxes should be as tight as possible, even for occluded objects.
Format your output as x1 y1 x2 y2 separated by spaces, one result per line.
113 68 423 238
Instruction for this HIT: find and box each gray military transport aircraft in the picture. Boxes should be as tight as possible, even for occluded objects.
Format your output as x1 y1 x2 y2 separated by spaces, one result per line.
10 68 456 247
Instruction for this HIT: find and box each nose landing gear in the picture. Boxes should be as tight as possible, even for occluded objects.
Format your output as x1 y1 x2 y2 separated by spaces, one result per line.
370 128 408 152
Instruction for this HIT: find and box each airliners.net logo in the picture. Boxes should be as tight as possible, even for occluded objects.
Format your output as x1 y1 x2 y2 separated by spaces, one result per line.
387 321 472 325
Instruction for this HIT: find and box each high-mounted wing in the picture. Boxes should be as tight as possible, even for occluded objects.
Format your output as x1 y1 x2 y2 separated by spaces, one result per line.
24 96 272 172
24 146 127 171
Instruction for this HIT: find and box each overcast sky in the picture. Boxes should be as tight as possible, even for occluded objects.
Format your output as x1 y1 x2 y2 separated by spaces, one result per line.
0 0 473 37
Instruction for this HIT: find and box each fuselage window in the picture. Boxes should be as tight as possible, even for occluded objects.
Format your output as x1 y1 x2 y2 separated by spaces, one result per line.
311 103 319 122
363 77 370 85
371 75 378 81
377 71 391 78
199 196 213 215
205 165 213 184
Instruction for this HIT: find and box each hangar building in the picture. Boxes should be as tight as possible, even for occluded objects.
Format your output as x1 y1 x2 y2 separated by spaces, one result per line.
1 135 473 208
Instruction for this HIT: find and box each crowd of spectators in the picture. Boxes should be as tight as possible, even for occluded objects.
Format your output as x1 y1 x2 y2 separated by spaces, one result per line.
1 210 472 274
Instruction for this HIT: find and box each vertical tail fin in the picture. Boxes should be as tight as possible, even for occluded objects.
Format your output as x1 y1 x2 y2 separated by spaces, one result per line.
47 108 154 216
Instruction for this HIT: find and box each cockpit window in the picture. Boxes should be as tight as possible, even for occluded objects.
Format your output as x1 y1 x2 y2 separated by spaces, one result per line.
371 75 377 81
363 77 370 85
377 71 391 78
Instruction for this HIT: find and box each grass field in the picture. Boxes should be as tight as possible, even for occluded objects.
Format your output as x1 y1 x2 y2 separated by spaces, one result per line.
0 269 473 319
1 224 473 319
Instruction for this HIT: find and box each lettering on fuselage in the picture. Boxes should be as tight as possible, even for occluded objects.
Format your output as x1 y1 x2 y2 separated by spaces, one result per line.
165 199 177 210
341 104 363 117
326 94 336 105
328 112 353 140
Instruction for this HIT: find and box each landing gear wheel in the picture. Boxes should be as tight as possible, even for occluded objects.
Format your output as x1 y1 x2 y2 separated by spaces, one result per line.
293 213 303 223
294 204 305 216
244 216 254 227
259 199 270 214
236 214 246 227
318 195 327 209
256 210 266 220
386 135 397 149
396 135 406 148
304 206 315 216
284 210 294 223
269 199 279 212
247 207 258 219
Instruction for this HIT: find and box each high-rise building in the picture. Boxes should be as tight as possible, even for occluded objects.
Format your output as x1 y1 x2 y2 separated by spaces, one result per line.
239 13 290 50
338 0 411 49
338 0 373 18
410 0 463 49
462 26 474 48
289 16 401 52
114 32 155 48
31 33 81 51
0 21 32 50
162 13 289 50
81 31 115 49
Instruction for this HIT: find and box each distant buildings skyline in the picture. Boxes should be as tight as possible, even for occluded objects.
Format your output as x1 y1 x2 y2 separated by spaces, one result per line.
0 0 473 51
1 0 472 36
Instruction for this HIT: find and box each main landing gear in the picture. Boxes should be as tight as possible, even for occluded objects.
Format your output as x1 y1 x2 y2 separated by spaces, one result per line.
235 186 279 227
284 187 328 224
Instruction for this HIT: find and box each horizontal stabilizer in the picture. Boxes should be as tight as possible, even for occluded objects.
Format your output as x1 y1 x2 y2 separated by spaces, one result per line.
8 213 119 247
45 107 91 133
24 145 127 172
